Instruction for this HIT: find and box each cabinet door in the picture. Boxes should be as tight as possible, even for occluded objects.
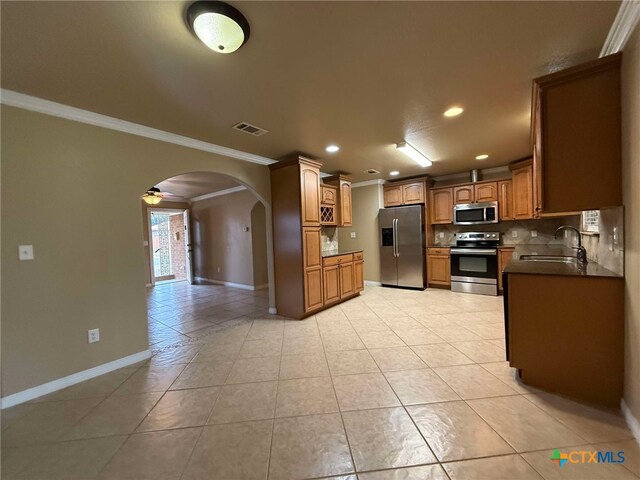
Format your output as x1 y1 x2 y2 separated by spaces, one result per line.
427 255 450 286
498 180 514 221
402 182 424 205
300 164 320 226
383 186 403 207
339 262 355 298
512 164 534 219
340 182 353 226
323 266 340 304
453 185 474 204
321 185 336 205
429 188 453 224
475 182 498 203
304 267 323 312
302 227 322 269
498 248 515 291
354 260 364 293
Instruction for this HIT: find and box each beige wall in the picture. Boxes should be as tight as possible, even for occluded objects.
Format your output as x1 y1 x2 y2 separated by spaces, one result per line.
191 190 267 288
622 24 640 424
338 183 382 282
251 202 269 287
1 106 271 397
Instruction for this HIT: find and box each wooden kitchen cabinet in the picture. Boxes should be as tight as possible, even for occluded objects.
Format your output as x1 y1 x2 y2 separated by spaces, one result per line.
321 184 337 205
339 262 355 298
304 268 323 312
354 259 364 293
498 247 515 292
427 247 450 286
300 163 321 226
531 53 622 214
320 184 337 226
303 227 322 269
453 185 474 204
429 188 454 224
498 180 514 221
322 251 363 301
510 159 534 219
474 182 498 203
402 182 425 205
323 265 340 304
383 185 403 207
383 179 429 208
324 175 352 227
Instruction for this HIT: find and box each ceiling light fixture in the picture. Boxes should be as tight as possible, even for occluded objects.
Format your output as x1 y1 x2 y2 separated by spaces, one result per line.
389 171 400 176
396 142 432 167
142 187 163 205
444 106 464 117
475 154 489 160
187 1 250 54
325 145 340 153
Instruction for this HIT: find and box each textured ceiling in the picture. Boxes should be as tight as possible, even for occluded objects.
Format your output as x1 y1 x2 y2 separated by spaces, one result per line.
1 1 619 181
157 172 240 200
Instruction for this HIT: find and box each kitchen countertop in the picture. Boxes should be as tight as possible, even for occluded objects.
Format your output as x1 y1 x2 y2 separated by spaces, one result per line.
504 245 622 278
321 249 363 258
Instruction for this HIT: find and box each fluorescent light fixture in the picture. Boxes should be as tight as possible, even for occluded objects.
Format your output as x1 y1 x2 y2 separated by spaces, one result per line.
325 145 340 153
444 106 464 117
396 142 432 167
389 171 400 176
475 154 489 160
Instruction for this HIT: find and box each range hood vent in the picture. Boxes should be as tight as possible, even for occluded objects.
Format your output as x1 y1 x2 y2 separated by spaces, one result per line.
470 169 479 183
232 122 269 136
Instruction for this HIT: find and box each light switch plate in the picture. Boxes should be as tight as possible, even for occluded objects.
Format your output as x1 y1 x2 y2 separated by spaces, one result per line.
350 232 356 239
512 231 518 238
18 245 34 260
531 230 537 237
87 328 100 344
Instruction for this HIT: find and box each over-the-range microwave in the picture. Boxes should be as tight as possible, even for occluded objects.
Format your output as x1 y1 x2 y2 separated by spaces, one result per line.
453 201 499 225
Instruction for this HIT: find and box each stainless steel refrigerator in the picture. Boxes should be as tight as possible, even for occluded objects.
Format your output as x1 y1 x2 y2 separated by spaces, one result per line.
379 205 425 289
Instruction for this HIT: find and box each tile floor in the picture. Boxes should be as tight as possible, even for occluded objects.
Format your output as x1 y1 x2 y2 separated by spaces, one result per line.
2 282 639 480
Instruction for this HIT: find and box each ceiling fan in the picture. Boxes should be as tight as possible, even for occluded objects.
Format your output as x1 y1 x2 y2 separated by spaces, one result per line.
142 186 178 205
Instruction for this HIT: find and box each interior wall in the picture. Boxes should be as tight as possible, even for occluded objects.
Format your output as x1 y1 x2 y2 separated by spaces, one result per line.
338 183 383 282
190 189 265 288
251 202 269 288
622 23 640 425
1 106 271 398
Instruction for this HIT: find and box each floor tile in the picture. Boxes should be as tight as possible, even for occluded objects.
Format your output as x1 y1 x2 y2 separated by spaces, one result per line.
465 322 506 340
15 436 126 479
411 344 475 367
208 381 277 424
282 335 324 355
433 364 517 399
369 347 428 372
468 395 587 452
443 454 543 479
393 328 445 346
343 407 436 471
225 356 281 384
98 428 201 479
428 326 482 342
358 331 406 349
320 333 366 352
238 337 283 358
269 413 354 479
137 387 220 431
283 319 319 338
590 439 640 477
113 365 186 395
276 377 339 417
479 361 541 394
327 350 380 376
170 361 234 389
358 465 449 480
182 420 273 480
191 341 243 363
384 369 460 405
450 340 507 363
50 368 138 401
408 401 514 461
0 445 50 478
332 373 401 411
279 352 330 379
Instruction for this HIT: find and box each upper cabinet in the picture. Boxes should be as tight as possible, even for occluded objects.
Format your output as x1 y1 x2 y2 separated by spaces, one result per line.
323 175 352 227
453 185 474 204
429 187 454 224
474 182 498 203
510 159 534 220
532 53 622 214
320 184 338 226
300 163 321 226
383 179 428 208
498 180 514 221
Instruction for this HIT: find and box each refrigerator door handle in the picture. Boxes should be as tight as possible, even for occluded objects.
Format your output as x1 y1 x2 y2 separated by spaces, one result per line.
393 218 398 257
395 218 399 257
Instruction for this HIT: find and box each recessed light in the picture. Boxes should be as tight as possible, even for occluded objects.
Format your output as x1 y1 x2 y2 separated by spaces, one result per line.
325 145 340 153
475 154 489 160
396 142 432 167
187 1 251 54
389 171 400 176
444 106 464 117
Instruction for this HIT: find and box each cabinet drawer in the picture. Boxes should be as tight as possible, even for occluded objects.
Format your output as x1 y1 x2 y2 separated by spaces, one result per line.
353 251 363 261
323 254 353 266
427 247 450 256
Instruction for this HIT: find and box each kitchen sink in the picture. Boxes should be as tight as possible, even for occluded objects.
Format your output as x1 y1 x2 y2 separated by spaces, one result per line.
519 255 579 264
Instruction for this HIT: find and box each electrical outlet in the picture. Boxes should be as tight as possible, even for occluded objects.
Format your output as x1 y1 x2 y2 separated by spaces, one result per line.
217 267 221 273
439 232 445 238
512 231 518 238
350 232 356 239
87 328 100 344
531 230 537 238
243 226 250 232
18 245 34 261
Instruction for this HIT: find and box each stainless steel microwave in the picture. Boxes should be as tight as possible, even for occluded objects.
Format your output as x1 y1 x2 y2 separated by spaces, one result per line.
453 201 499 225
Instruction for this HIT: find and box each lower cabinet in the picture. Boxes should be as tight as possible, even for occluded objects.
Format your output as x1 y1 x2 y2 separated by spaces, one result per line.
304 267 324 312
322 251 364 304
323 265 340 304
427 248 451 287
498 247 515 292
340 262 355 298
354 260 364 293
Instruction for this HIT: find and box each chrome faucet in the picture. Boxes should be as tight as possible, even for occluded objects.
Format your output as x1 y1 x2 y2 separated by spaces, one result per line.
554 226 588 264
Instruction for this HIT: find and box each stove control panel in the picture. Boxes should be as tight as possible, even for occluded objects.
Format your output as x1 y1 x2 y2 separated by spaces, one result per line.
456 232 500 241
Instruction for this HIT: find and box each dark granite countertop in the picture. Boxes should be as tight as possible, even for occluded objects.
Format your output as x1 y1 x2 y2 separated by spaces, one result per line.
504 245 622 278
321 249 363 258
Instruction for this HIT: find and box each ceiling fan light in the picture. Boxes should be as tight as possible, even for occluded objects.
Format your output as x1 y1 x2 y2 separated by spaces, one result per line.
142 193 162 205
187 1 250 54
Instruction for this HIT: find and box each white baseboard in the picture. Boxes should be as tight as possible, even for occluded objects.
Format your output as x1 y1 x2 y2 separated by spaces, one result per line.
195 276 261 291
0 349 151 409
621 399 640 443
364 280 382 287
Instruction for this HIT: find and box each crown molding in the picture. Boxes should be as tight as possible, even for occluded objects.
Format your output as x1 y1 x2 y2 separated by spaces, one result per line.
601 0 640 57
0 89 276 166
352 179 386 188
190 185 247 202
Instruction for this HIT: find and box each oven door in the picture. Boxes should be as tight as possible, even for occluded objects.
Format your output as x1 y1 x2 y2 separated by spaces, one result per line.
450 248 498 295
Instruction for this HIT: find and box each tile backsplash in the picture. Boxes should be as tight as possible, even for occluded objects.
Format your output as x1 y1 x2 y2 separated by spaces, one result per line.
582 206 624 275
321 227 339 252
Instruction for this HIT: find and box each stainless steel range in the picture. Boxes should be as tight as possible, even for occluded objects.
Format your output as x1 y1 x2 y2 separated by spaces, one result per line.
450 232 500 296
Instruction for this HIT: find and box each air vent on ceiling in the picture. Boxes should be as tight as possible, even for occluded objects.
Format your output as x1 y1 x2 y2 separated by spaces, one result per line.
364 169 381 175
232 122 269 136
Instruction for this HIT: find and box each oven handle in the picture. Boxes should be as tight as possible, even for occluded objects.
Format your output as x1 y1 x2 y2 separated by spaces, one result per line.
450 248 497 255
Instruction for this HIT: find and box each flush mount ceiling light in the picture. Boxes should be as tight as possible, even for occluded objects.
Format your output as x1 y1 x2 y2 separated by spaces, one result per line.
396 142 432 168
444 106 464 117
475 154 489 160
325 145 340 153
389 171 400 176
187 1 250 54
142 187 163 205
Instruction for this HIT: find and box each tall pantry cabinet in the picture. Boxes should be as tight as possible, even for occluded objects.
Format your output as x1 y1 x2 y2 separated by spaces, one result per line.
269 155 324 319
